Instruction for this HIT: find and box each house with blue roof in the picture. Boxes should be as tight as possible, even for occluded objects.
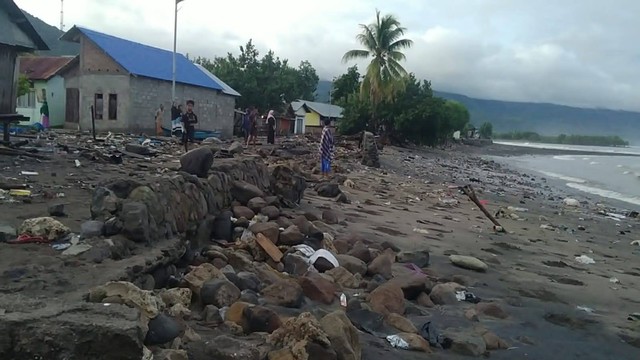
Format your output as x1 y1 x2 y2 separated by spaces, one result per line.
59 26 240 136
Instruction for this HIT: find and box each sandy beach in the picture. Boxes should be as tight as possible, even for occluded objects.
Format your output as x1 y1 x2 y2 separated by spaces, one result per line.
0 132 638 360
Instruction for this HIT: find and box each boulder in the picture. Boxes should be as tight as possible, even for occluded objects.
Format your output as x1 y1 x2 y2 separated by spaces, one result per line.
276 216 294 228
336 255 367 276
268 313 332 360
233 206 255 220
447 330 487 357
361 132 380 168
17 217 70 241
283 253 311 276
87 281 161 318
367 248 395 279
159 288 192 308
179 147 214 178
322 210 339 225
299 273 337 304
347 241 371 263
279 225 304 246
90 187 119 219
397 250 430 268
202 305 223 323
387 274 431 300
449 255 488 272
429 282 463 305
416 292 435 308
369 283 405 315
476 302 509 319
244 305 282 333
261 205 281 220
326 267 361 289
271 165 307 205
316 183 341 198
247 197 268 213
249 221 280 244
0 224 16 242
48 203 66 217
206 335 261 360
232 181 265 205
228 141 244 154
144 313 182 346
120 202 151 244
262 279 304 308
385 313 417 333
212 210 233 241
292 216 323 239
480 330 510 350
200 279 241 307
319 311 362 360
183 263 226 295
104 217 123 236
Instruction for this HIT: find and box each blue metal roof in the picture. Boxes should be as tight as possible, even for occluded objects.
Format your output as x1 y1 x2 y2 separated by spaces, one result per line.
69 26 223 91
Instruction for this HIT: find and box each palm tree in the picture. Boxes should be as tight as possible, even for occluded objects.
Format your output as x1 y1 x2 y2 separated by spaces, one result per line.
342 10 413 131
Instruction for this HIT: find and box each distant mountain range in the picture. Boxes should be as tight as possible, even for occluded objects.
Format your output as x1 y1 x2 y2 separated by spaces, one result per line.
315 80 640 144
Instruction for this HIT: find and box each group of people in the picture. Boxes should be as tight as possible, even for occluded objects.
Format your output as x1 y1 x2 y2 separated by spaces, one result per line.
155 99 198 151
241 107 277 146
156 102 334 177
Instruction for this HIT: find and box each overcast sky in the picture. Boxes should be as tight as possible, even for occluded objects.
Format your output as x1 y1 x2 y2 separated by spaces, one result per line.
15 0 640 111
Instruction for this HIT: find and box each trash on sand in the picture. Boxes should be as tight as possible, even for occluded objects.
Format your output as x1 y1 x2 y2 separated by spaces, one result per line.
9 189 31 197
540 224 556 231
340 293 347 307
609 277 621 284
508 206 529 212
456 290 481 304
576 306 595 314
292 244 315 258
628 313 640 321
308 249 339 268
51 243 71 251
20 171 38 176
386 335 409 349
419 321 452 349
413 228 429 235
75 159 81 167
631 240 640 246
62 234 92 256
575 255 595 265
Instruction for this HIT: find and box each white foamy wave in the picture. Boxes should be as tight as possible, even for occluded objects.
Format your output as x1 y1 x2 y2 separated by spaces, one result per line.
553 155 575 161
565 183 640 206
589 161 599 165
537 171 586 183
623 171 631 175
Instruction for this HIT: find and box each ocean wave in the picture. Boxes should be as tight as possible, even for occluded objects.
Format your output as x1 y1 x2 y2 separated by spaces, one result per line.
566 183 640 206
589 161 599 165
537 171 586 183
553 155 575 161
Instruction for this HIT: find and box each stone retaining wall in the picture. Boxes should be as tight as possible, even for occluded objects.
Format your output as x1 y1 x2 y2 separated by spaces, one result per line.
90 159 305 244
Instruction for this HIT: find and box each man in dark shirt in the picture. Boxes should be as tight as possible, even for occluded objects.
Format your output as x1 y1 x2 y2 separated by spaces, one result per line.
181 99 198 152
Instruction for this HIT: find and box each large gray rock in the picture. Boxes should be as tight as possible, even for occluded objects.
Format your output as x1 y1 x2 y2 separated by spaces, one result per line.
232 181 265 205
200 279 241 308
81 220 105 239
336 254 367 276
90 187 119 219
449 255 488 272
145 313 182 346
0 224 16 242
206 335 261 360
120 201 151 244
179 147 214 178
0 303 146 360
271 165 306 205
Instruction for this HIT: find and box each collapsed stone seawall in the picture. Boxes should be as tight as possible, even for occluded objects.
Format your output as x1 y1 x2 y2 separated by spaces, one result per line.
90 159 304 245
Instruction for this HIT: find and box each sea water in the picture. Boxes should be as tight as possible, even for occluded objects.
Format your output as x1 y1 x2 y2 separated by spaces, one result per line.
493 142 640 207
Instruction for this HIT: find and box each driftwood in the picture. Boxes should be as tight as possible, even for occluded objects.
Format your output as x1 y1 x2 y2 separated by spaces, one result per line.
459 184 504 230
0 146 50 160
0 182 27 190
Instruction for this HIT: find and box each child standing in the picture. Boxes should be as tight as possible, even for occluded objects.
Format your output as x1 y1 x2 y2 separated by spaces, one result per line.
319 118 334 178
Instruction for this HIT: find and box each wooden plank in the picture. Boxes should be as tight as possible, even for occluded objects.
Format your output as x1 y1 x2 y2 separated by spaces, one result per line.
255 233 283 263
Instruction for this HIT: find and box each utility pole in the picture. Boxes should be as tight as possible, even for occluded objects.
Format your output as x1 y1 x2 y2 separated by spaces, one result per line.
172 0 184 102
60 0 64 31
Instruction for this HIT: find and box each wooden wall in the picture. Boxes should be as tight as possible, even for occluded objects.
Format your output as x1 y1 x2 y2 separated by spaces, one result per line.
0 44 18 114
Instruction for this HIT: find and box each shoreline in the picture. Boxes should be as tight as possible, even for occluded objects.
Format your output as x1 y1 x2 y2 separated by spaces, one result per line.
463 143 640 158
0 133 639 359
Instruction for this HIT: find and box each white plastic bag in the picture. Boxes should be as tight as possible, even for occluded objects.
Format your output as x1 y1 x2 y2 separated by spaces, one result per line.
386 335 409 349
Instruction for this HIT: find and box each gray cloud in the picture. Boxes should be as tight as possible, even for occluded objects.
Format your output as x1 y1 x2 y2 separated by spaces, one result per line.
14 0 640 111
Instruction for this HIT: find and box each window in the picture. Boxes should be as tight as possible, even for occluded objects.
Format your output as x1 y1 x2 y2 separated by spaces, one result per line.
94 94 103 120
108 94 118 120
17 90 36 108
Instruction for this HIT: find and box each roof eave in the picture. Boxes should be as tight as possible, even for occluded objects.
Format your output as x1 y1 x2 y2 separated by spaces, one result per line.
3 2 49 50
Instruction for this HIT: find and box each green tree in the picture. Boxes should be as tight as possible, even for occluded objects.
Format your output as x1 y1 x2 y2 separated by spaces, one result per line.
194 40 318 113
331 65 361 104
479 122 493 139
443 101 470 133
342 10 413 130
17 74 31 97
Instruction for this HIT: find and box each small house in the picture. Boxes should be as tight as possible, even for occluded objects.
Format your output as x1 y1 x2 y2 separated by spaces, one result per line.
288 100 343 134
0 0 48 125
16 56 75 127
60 26 240 137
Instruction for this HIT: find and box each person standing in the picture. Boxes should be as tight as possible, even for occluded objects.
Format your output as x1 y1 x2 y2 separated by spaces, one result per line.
155 104 165 136
40 100 50 129
171 103 184 137
247 107 258 146
242 107 251 143
266 110 276 145
181 100 198 152
319 118 334 178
